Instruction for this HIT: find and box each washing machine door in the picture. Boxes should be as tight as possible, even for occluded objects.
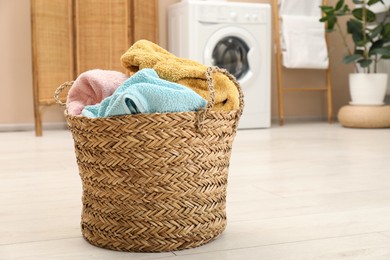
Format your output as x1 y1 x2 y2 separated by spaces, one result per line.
203 26 260 86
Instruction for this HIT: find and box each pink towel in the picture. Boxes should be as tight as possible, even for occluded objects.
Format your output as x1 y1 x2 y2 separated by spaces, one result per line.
66 69 129 116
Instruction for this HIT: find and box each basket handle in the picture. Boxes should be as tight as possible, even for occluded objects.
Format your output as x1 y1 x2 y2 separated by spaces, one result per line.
197 66 244 131
54 81 74 107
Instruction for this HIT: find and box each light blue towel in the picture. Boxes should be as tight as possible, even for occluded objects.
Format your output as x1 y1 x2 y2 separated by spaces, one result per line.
82 69 207 118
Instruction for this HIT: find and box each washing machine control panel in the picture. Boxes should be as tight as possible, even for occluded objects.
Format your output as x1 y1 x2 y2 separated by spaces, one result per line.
197 5 267 24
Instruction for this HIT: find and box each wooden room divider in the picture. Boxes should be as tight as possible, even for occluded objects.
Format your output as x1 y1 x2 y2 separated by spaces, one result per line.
31 0 158 136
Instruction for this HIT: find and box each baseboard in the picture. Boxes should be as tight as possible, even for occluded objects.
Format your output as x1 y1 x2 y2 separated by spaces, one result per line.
271 115 336 124
0 122 67 132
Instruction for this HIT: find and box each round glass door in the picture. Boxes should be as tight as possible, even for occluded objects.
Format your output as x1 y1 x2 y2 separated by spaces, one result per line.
212 36 250 80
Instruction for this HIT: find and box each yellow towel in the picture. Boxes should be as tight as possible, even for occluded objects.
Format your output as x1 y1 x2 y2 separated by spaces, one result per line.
120 40 239 111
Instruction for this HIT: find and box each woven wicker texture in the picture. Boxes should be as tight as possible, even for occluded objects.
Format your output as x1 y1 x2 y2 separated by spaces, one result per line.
31 0 74 105
132 1 158 42
338 105 390 128
55 67 244 252
75 0 130 74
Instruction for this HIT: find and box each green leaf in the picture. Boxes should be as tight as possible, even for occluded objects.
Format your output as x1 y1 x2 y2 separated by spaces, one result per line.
343 54 363 63
327 15 337 30
319 16 327 22
382 46 390 59
352 8 376 22
368 0 382 5
369 24 383 38
347 19 363 34
320 6 334 13
371 39 385 49
354 49 364 55
352 31 369 46
335 0 345 10
383 24 390 39
352 0 363 4
358 59 373 67
343 5 351 12
369 47 390 56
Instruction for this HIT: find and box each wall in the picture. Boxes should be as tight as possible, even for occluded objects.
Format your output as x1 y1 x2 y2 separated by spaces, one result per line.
0 0 354 130
0 0 65 129
0 0 34 126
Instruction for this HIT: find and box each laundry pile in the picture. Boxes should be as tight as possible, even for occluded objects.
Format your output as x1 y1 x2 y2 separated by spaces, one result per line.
66 40 240 117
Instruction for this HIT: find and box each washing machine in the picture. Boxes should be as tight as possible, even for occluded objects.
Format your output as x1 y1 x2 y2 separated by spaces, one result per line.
168 0 271 128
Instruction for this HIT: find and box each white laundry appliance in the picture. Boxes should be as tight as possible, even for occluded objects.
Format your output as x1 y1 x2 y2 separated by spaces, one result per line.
168 0 271 128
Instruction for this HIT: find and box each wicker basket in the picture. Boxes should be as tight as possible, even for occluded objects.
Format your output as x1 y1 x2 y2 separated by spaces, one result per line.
54 66 244 252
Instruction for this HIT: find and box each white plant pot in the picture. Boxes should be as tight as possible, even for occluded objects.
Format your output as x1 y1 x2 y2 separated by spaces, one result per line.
349 73 388 106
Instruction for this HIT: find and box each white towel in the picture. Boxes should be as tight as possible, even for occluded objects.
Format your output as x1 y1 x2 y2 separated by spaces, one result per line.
281 15 329 69
279 0 322 16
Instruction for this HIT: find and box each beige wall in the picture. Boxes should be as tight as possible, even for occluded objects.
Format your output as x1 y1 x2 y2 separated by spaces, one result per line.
0 0 34 125
0 0 65 127
0 0 353 128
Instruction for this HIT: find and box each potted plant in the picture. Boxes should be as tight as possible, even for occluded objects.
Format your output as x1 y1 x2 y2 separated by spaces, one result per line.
320 0 390 105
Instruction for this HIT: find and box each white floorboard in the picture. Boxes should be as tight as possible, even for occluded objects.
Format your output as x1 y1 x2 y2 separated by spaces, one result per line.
160 234 390 260
1 122 390 259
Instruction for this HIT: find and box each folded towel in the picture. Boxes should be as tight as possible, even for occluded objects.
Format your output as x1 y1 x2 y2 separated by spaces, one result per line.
81 69 207 118
279 0 322 16
120 40 239 111
281 15 329 69
66 69 128 115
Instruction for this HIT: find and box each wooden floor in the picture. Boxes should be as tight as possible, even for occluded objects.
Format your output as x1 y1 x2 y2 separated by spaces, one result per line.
1 122 390 259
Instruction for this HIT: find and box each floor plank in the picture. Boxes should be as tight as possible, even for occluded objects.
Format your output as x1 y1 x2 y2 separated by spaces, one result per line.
227 189 390 223
174 207 390 255
0 237 174 259
162 234 390 260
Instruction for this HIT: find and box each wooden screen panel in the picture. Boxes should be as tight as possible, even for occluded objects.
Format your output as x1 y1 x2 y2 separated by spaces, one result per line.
31 0 74 105
132 0 158 43
75 0 131 74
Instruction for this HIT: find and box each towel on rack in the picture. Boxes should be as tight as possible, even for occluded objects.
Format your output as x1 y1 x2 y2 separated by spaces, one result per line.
279 0 322 16
120 40 239 111
81 68 207 118
281 15 329 69
66 69 128 116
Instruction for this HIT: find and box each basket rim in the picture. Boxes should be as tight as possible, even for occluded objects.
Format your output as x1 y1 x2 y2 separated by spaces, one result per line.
64 108 239 120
